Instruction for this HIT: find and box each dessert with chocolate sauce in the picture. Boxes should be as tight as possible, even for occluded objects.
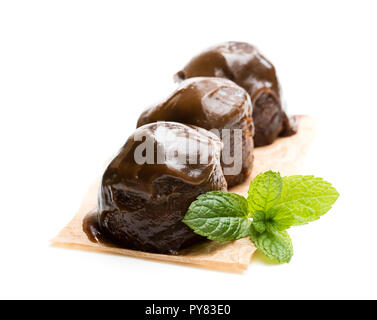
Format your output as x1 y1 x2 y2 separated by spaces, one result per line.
84 122 227 254
137 77 254 187
175 41 296 146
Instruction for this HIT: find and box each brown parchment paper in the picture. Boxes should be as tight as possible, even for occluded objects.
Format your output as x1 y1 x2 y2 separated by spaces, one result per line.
52 116 317 273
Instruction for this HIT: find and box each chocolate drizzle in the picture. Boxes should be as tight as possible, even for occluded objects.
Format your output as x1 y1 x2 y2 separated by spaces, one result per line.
137 77 254 187
175 41 296 146
84 122 227 254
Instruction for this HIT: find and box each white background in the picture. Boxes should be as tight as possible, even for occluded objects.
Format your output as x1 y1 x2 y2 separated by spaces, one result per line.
1 0 376 299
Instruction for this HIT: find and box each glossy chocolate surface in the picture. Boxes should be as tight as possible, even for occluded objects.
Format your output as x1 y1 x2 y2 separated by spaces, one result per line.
106 121 223 193
175 42 296 146
87 122 227 254
137 77 254 187
138 77 252 130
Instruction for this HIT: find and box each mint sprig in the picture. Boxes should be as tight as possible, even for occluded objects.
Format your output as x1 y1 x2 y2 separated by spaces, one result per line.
183 171 339 263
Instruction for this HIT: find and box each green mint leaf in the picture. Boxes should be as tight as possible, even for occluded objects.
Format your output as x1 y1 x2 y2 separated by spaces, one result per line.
252 211 267 233
183 191 251 242
249 225 293 263
252 209 295 232
274 175 339 226
265 208 296 231
248 171 282 214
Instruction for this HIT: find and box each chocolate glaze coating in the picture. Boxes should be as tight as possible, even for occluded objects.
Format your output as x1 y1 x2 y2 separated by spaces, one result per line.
137 77 254 187
95 122 227 254
175 41 296 147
